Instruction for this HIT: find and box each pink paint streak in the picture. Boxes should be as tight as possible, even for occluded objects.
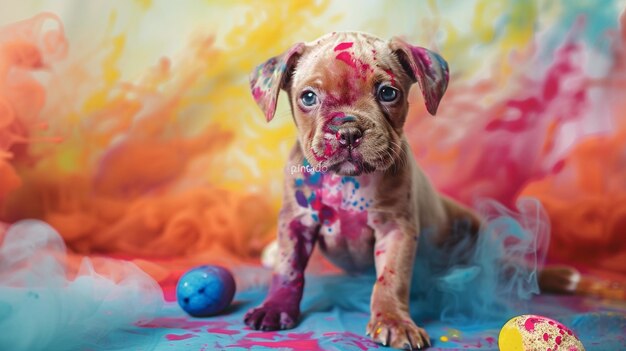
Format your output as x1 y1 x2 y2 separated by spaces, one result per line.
228 339 322 350
228 332 323 351
246 331 281 340
323 332 380 350
140 317 235 332
311 147 327 162
334 42 353 51
165 333 197 341
485 336 495 346
334 51 373 83
208 328 240 336
335 51 357 70
384 69 396 85
206 321 239 335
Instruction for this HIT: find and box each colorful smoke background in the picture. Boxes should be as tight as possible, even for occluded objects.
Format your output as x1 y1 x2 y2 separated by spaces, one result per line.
0 0 625 289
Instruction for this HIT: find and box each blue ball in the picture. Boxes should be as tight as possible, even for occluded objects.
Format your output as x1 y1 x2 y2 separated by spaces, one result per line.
176 265 236 317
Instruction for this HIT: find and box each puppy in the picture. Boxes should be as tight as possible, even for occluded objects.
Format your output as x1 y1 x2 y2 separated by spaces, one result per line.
244 32 481 350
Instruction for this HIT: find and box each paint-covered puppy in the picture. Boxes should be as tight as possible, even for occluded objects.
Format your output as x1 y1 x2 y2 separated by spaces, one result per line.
244 32 480 350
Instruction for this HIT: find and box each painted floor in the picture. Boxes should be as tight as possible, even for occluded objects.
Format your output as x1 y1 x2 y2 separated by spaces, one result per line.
130 280 626 351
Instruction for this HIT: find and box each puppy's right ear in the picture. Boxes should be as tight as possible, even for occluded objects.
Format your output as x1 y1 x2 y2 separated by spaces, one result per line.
250 43 305 122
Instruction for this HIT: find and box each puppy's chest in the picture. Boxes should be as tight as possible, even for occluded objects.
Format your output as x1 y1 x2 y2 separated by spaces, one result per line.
291 170 378 238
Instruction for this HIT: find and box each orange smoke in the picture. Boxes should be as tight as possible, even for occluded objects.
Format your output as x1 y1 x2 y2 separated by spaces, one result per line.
0 14 62 203
0 13 277 284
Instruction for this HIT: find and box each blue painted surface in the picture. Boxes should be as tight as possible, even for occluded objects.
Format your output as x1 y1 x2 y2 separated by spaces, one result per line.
141 275 626 351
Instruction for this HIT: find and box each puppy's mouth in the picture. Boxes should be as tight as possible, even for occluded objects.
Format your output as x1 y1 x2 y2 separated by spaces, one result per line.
326 149 376 176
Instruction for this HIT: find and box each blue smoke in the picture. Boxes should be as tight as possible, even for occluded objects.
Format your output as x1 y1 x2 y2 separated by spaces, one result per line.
299 197 550 325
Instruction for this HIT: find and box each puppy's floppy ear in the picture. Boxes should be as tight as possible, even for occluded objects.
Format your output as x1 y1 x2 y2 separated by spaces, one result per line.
389 37 449 115
250 43 305 122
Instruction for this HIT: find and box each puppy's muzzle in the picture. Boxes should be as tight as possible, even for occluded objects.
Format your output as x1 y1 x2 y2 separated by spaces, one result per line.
337 127 362 148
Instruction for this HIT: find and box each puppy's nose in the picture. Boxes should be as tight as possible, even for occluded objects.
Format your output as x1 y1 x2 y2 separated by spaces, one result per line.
337 127 362 147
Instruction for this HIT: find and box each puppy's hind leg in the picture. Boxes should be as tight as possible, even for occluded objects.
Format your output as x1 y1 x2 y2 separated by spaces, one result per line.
435 196 482 253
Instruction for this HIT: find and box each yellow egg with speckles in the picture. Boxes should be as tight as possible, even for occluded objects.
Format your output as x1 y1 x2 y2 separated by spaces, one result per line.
498 315 585 351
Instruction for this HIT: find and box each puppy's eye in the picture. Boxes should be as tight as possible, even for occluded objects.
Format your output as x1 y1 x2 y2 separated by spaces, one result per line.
300 91 318 107
377 85 398 103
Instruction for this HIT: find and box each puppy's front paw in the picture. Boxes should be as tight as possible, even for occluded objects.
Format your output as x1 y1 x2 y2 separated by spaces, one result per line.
366 312 430 350
244 303 299 331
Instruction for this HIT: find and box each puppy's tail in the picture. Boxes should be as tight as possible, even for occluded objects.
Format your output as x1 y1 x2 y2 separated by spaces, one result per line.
538 265 581 294
540 266 626 300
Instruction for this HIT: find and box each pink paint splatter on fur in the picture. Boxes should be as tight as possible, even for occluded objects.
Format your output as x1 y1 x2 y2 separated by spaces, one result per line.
338 208 368 240
322 188 343 208
252 86 264 102
384 69 396 85
335 51 357 70
335 50 374 82
323 142 334 158
328 111 346 120
314 111 355 161
334 42 353 51
166 333 197 341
